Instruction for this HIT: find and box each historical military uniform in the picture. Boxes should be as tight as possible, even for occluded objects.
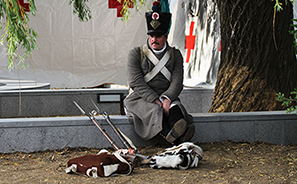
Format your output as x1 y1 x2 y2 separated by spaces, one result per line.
124 0 194 143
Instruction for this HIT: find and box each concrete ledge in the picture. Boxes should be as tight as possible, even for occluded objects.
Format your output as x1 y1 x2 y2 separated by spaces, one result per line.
0 87 214 118
191 111 297 145
0 89 129 118
1 111 297 153
0 116 150 153
0 79 50 90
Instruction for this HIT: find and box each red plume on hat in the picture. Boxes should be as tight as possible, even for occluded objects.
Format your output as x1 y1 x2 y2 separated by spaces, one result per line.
152 0 161 12
153 0 160 6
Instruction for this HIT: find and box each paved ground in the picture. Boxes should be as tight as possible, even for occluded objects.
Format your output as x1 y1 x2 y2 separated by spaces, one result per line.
1 141 297 183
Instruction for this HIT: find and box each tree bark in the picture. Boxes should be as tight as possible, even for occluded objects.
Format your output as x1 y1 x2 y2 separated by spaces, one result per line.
209 0 297 112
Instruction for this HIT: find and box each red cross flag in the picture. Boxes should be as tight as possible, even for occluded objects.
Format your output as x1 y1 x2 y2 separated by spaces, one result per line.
18 0 30 12
108 0 134 17
185 21 196 63
168 0 221 87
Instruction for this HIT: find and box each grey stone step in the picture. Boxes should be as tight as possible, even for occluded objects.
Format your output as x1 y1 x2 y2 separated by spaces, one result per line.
1 111 296 153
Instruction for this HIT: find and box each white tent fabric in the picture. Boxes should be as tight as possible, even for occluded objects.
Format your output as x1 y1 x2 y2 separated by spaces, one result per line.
0 0 151 88
168 0 220 87
0 0 221 88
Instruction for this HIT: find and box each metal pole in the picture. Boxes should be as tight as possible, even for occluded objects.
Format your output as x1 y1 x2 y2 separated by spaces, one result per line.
73 101 120 150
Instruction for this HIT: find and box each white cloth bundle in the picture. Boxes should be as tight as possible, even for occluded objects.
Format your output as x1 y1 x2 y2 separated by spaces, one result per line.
149 142 203 170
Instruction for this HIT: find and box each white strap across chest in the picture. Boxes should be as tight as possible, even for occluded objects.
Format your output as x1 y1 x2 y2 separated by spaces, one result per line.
142 44 172 83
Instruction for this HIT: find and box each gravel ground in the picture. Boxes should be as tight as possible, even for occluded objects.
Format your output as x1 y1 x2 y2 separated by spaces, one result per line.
1 141 297 184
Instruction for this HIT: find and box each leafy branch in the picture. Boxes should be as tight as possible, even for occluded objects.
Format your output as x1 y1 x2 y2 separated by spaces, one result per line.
69 0 146 23
0 0 38 70
277 89 297 114
273 0 294 11
272 0 294 50
120 0 146 23
290 19 297 53
274 0 297 114
69 0 91 22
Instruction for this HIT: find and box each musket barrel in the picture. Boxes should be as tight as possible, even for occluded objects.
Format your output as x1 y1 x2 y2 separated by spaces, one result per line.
103 112 132 150
73 101 120 151
89 114 120 150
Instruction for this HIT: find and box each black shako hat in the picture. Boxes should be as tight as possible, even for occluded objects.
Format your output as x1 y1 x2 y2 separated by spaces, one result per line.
145 0 171 36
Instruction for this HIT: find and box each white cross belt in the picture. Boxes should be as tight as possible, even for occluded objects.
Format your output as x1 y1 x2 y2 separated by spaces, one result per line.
142 44 172 83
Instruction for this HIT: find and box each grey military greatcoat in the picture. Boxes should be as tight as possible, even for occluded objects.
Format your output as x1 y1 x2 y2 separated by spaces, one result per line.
124 42 191 140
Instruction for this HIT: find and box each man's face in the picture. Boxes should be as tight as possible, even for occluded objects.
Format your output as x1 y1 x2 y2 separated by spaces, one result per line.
148 34 167 50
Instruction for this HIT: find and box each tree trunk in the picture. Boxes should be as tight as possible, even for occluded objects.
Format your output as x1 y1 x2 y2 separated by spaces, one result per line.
209 0 297 112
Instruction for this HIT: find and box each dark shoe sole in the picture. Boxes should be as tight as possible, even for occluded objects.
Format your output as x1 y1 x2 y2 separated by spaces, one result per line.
166 119 187 143
176 124 195 144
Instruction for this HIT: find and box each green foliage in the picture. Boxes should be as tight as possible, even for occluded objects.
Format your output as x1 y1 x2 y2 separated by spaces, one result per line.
273 0 294 11
277 89 297 114
274 0 297 114
69 0 91 22
0 0 38 70
120 0 147 23
69 0 147 23
290 19 297 54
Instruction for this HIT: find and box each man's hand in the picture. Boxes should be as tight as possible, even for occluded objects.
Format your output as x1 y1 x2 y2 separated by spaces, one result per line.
154 98 170 116
154 99 163 107
162 98 170 116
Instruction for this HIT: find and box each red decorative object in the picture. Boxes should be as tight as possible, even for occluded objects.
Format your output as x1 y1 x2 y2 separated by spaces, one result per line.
185 21 196 63
109 0 134 17
153 0 160 6
18 0 30 12
219 40 221 52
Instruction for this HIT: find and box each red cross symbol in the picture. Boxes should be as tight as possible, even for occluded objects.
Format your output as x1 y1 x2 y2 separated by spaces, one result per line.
109 0 134 17
185 21 196 63
18 0 30 12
